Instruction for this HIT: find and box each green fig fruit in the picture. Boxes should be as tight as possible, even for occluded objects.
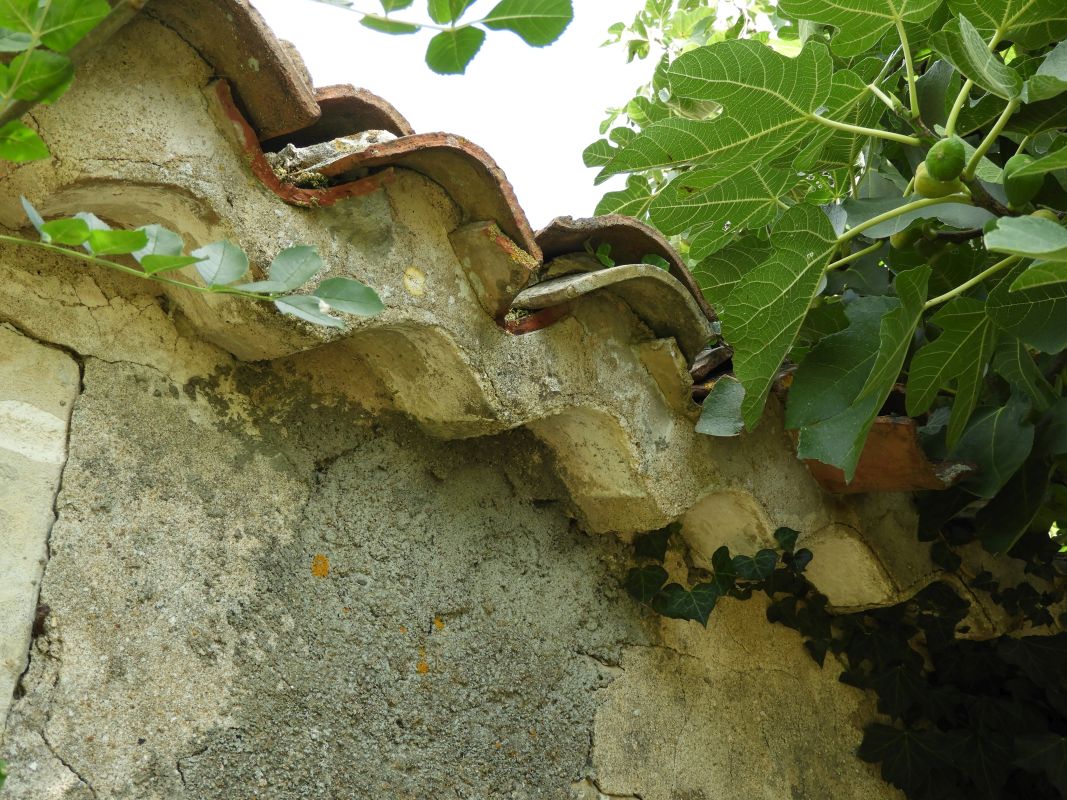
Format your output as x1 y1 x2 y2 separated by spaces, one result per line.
914 162 966 198
1003 154 1045 209
925 136 966 182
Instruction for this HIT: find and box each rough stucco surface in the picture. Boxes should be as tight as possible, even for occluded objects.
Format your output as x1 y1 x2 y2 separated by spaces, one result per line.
0 9 916 799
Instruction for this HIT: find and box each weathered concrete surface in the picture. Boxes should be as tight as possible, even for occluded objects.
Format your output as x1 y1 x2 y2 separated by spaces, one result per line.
0 326 80 732
0 7 933 799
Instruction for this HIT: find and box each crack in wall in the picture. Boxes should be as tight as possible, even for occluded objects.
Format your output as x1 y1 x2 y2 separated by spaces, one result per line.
40 730 97 799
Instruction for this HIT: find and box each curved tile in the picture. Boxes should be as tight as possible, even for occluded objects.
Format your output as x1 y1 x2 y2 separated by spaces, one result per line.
512 264 716 361
261 84 415 151
149 0 320 140
536 215 716 321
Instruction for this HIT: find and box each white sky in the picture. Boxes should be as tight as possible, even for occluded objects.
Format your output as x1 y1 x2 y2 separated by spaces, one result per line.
251 0 649 228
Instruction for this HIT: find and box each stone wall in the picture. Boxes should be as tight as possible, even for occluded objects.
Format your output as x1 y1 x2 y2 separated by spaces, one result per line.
0 7 919 798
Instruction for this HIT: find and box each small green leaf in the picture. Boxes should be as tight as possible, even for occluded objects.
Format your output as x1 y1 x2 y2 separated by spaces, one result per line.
652 582 720 625
930 16 1022 100
274 295 345 328
0 26 31 50
986 262 1067 352
425 27 485 74
0 119 48 162
87 228 149 255
141 255 204 274
19 195 44 233
132 224 183 263
695 376 745 437
950 394 1034 498
483 0 573 46
40 0 109 53
1024 40 1067 103
0 758 6 790
624 565 668 603
380 0 414 10
732 549 777 581
427 0 475 24
779 0 942 56
360 14 419 33
0 0 35 32
40 217 89 245
192 240 249 287
234 280 291 294
985 216 1067 262
268 245 323 290
774 527 799 552
906 297 997 447
312 277 385 317
9 49 73 103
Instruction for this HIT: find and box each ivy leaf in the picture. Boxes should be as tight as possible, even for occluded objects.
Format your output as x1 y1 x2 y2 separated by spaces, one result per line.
482 0 573 47
633 525 675 562
0 119 47 161
192 241 249 287
906 297 997 448
986 262 1067 352
132 224 183 264
9 49 73 103
648 165 796 259
858 724 953 793
778 0 942 57
274 295 344 328
947 0 1067 50
732 549 778 581
87 228 149 255
312 277 385 316
986 216 1067 263
720 204 838 429
360 14 419 33
1016 734 1067 794
991 336 1057 412
40 217 89 245
711 545 736 593
40 0 109 53
140 255 204 274
798 267 931 480
651 582 721 625
1024 40 1067 103
263 245 323 291
598 41 833 182
425 27 486 74
787 295 896 430
949 394 1034 498
695 376 745 437
0 26 31 50
427 0 475 24
874 665 927 719
691 236 771 312
624 565 668 603
930 16 1022 100
774 527 799 552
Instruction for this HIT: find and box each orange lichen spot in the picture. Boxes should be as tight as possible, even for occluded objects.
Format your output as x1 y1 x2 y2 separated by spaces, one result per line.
433 616 445 630
493 741 503 750
528 728 537 738
416 646 429 674
310 554 330 578
399 625 408 634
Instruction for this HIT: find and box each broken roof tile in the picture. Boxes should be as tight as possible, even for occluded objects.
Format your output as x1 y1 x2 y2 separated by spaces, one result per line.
262 85 415 152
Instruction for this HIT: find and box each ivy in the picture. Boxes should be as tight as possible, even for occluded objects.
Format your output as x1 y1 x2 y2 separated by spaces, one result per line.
7 199 384 329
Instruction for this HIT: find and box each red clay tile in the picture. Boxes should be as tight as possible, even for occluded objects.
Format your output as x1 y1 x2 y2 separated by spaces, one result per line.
261 85 415 151
536 215 715 321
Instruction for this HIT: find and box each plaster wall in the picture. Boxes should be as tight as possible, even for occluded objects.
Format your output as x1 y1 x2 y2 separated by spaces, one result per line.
0 11 917 799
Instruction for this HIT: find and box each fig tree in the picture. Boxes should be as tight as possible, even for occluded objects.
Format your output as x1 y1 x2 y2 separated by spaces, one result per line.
925 136 966 181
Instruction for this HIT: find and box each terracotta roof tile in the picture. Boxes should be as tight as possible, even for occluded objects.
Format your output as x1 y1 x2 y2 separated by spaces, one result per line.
261 85 415 152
